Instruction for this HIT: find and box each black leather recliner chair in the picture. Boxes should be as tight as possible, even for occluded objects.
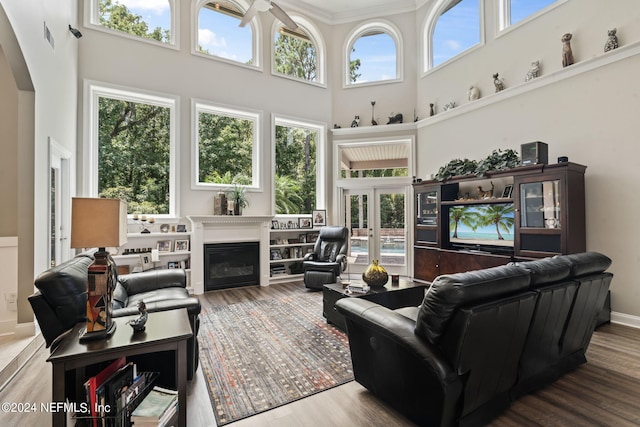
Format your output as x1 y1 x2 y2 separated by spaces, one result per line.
29 252 201 380
302 226 349 290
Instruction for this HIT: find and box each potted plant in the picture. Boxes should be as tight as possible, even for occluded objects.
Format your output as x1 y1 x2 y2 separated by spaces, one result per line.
226 184 249 215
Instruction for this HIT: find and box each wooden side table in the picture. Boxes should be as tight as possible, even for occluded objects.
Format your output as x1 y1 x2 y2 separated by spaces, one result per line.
323 278 428 331
47 309 192 427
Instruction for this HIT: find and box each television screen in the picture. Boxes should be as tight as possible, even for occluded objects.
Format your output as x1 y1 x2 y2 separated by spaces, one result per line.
449 203 515 247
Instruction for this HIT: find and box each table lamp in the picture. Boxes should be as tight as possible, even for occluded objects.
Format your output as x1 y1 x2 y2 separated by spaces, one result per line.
71 197 127 342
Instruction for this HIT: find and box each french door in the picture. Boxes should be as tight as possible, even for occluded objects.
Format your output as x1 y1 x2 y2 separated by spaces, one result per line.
49 139 73 267
340 187 408 277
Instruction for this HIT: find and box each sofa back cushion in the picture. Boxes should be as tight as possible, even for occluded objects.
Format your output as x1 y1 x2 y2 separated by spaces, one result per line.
415 264 531 345
514 256 572 287
563 252 612 277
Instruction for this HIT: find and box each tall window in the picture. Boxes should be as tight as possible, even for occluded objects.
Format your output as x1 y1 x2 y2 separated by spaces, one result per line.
194 102 260 189
429 0 481 69
500 0 559 30
272 17 325 85
89 85 177 216
346 21 402 86
197 1 255 66
92 0 175 45
274 118 325 214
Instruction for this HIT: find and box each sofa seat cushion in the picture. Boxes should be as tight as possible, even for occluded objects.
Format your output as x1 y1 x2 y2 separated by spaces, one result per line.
415 265 531 345
394 306 420 321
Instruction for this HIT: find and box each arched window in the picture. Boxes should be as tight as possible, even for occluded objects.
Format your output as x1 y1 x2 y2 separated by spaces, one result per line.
499 0 561 31
89 0 176 46
195 0 259 68
345 21 402 87
272 16 325 86
424 0 482 71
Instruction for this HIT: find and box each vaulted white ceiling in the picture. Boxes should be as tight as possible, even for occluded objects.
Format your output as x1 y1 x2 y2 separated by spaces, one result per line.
278 0 427 24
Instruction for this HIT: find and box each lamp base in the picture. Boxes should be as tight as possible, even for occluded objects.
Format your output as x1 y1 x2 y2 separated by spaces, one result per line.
79 321 116 342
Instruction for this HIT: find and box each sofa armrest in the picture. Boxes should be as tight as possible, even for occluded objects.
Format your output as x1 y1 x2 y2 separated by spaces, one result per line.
118 269 186 295
112 297 201 319
28 292 73 349
335 298 461 427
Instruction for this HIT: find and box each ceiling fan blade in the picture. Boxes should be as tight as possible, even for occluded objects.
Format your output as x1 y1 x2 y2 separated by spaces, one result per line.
239 2 260 27
270 2 298 31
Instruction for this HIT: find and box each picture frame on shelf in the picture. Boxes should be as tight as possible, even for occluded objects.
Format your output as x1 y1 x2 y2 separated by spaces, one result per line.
299 234 307 243
168 261 179 269
502 185 513 198
271 220 279 229
175 239 189 252
270 248 283 260
313 210 326 226
157 240 172 252
299 217 312 229
140 253 153 271
176 224 187 232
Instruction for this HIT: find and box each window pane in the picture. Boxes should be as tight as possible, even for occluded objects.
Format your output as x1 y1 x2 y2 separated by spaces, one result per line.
198 3 253 64
275 124 317 214
198 111 254 185
274 29 317 82
432 0 480 67
98 0 171 43
350 32 396 83
98 97 171 214
510 0 556 26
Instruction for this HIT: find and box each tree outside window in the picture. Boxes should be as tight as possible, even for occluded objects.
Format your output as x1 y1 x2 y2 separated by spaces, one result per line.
197 109 255 187
97 0 172 44
97 97 171 214
275 124 317 214
273 28 317 82
349 32 397 84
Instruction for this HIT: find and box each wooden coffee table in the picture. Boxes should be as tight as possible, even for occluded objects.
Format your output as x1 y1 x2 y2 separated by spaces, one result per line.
323 278 428 331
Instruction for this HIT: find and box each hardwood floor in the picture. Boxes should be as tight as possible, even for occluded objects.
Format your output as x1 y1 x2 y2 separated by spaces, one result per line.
2 282 639 426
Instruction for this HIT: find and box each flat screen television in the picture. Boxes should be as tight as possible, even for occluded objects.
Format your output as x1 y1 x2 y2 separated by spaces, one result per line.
448 203 515 251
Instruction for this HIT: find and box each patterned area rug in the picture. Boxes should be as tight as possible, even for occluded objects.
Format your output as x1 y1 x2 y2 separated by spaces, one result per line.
199 290 354 426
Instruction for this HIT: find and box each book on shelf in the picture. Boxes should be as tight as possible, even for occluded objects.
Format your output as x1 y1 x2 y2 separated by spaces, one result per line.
84 357 126 427
346 282 370 294
131 386 178 426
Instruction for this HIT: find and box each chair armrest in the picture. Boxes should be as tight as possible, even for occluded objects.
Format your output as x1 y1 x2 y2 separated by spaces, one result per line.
118 269 186 295
303 252 317 261
335 298 457 382
336 254 347 272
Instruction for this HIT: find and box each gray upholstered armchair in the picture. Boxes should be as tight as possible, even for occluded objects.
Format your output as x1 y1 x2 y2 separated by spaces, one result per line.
302 226 349 290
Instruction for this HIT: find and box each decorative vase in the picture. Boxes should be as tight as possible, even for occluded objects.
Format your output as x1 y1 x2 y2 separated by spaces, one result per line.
362 259 388 287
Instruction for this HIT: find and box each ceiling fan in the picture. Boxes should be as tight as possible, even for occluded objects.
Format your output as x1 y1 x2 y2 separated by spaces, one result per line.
239 0 298 31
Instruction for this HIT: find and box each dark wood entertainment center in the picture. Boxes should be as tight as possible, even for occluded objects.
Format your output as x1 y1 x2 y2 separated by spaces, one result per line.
414 162 586 282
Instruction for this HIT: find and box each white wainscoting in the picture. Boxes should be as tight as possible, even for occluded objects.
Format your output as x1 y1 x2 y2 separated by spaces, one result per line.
0 237 18 335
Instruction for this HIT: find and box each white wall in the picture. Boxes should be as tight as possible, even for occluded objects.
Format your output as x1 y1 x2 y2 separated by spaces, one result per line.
0 0 78 328
414 0 640 321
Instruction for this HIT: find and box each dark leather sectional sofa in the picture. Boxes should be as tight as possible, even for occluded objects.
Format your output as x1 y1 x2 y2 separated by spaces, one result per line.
29 252 201 380
335 252 612 427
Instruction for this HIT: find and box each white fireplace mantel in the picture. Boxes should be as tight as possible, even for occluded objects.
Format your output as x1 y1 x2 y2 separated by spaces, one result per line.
188 215 273 294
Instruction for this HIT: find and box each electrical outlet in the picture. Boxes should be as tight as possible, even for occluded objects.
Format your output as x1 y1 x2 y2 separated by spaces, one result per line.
6 292 17 311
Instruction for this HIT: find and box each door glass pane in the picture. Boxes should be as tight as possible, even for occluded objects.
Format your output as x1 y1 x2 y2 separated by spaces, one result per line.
50 167 57 267
379 193 405 266
345 193 368 265
520 180 560 228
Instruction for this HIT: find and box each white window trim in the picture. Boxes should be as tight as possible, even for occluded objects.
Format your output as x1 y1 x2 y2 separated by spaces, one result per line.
191 99 262 191
84 80 179 218
270 15 327 88
272 114 327 213
344 20 404 89
422 0 485 75
85 0 179 50
191 0 263 71
497 0 567 36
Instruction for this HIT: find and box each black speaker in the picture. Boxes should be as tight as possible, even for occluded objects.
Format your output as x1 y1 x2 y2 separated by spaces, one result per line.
521 141 548 166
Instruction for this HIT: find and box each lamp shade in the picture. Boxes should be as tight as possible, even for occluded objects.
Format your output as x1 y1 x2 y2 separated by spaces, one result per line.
71 198 128 249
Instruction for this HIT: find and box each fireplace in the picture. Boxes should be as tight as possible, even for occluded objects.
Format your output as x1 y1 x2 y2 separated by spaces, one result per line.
204 242 260 291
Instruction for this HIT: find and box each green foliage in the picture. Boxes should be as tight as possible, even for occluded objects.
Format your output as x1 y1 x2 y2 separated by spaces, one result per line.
99 0 169 43
449 206 480 238
476 204 515 240
349 47 361 82
275 125 317 214
274 32 317 81
198 112 254 184
435 149 521 181
98 98 170 214
434 158 478 181
226 183 249 209
475 149 520 177
379 194 405 228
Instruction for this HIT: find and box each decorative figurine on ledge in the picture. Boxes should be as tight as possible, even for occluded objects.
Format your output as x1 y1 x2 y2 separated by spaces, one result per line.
350 115 360 127
429 103 436 116
604 28 619 52
561 33 574 67
387 113 403 124
468 85 480 101
525 60 541 82
371 101 378 125
443 101 456 111
493 73 505 92
127 300 148 332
